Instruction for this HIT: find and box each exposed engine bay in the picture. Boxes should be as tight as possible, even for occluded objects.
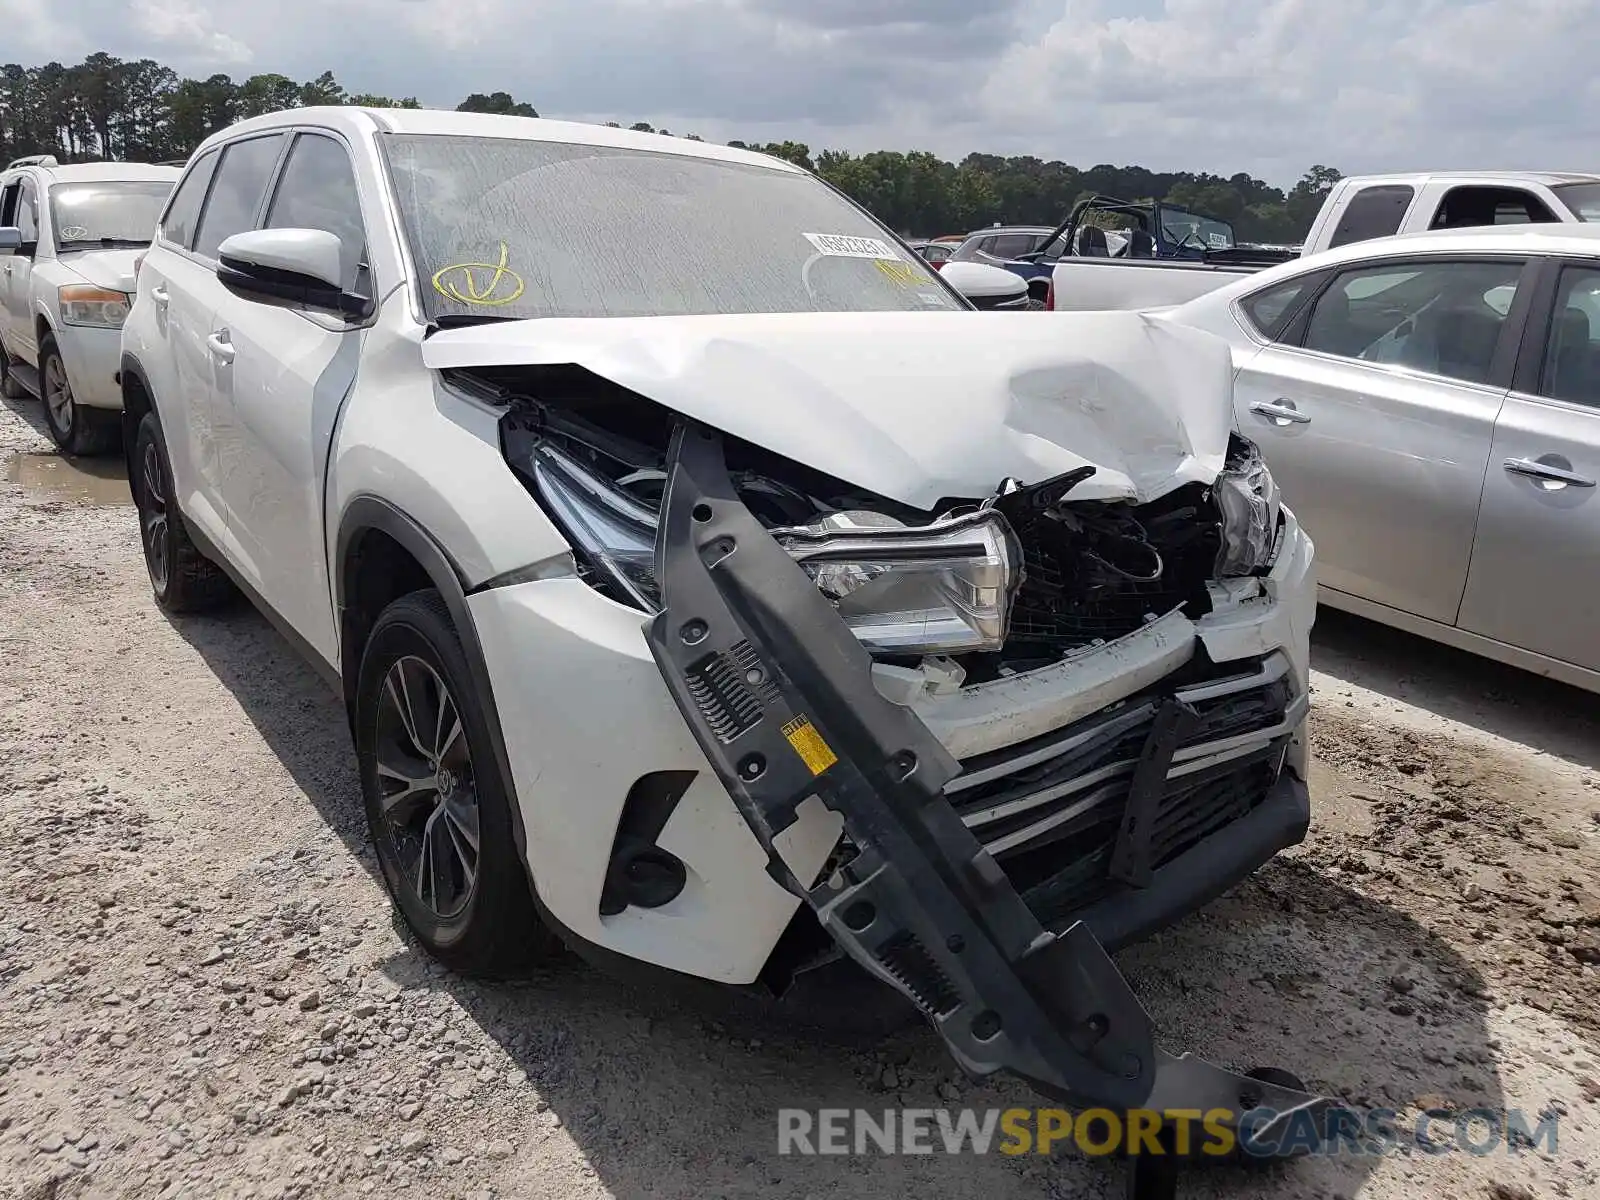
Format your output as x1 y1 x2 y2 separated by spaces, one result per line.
457 362 1284 681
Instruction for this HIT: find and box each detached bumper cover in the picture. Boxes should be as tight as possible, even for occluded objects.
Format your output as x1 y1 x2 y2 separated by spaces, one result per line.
644 423 1331 1146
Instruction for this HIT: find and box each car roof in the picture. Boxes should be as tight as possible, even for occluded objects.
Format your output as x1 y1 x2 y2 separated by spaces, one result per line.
192 106 809 176
1189 223 1600 311
1341 170 1600 188
5 161 181 185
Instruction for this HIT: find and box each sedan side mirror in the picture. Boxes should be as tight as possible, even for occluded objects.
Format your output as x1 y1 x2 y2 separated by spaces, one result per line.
215 228 369 319
938 261 1033 311
0 227 22 253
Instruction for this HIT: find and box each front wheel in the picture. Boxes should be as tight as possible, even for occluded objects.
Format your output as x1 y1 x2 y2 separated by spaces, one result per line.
355 590 559 976
40 340 117 456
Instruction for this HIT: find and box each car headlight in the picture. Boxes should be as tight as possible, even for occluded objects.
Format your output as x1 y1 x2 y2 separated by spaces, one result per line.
525 441 1022 655
772 509 1021 655
1213 435 1282 577
58 285 130 329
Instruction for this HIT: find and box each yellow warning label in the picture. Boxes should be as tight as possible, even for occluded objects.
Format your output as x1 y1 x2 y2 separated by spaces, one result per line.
781 715 838 777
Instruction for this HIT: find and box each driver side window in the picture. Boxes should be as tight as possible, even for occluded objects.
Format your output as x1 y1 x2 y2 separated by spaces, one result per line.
264 133 368 293
16 180 39 244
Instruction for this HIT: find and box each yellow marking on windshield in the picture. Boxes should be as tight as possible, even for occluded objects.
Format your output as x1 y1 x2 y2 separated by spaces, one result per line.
874 259 926 288
431 242 526 307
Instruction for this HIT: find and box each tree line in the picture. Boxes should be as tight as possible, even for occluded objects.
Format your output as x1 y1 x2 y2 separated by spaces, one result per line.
1 53 1342 243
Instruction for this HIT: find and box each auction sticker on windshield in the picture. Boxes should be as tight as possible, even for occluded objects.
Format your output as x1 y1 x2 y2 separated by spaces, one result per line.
804 233 901 261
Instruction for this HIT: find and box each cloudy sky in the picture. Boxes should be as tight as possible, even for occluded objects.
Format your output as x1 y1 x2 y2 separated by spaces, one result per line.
3 0 1595 187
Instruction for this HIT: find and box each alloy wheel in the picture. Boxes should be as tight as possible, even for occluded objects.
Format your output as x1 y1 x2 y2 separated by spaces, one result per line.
374 655 481 919
139 439 170 590
44 355 73 434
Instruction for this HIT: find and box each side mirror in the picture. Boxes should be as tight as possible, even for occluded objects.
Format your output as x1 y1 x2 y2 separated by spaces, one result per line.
0 227 22 253
215 228 368 318
938 261 1033 311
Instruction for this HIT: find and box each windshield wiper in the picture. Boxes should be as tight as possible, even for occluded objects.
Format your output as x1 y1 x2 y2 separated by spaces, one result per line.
57 237 149 250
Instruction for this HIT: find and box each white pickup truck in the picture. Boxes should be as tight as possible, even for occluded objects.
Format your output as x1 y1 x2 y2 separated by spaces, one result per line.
1046 170 1600 312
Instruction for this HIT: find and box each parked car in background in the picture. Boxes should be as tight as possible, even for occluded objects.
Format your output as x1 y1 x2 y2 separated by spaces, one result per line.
908 238 956 268
118 106 1326 1134
0 155 180 454
1048 171 1600 314
1156 223 1600 690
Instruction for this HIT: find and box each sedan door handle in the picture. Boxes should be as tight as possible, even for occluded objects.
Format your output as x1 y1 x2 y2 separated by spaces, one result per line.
1249 399 1311 425
1504 456 1596 489
150 285 169 310
206 331 235 365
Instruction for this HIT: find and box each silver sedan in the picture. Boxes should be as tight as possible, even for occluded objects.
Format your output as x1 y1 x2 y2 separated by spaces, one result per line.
1160 223 1600 691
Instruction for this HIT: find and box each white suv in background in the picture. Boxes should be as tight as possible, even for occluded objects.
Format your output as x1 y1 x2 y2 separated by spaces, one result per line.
118 107 1325 1132
0 155 178 454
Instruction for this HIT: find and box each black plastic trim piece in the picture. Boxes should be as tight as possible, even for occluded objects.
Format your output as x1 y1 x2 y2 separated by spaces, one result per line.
642 420 1334 1155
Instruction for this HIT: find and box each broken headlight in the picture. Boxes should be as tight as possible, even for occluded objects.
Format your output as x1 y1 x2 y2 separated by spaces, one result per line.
1213 435 1282 577
772 510 1022 655
527 441 1021 654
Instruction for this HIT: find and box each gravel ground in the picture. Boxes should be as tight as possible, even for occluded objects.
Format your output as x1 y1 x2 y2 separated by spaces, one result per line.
1 392 1597 1200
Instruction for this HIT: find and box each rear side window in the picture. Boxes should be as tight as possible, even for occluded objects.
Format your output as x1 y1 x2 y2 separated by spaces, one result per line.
1239 277 1311 340
1429 186 1559 230
193 134 288 260
160 150 220 249
1327 185 1414 249
264 133 367 291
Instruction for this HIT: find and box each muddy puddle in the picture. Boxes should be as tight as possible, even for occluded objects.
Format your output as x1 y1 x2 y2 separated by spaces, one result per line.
4 452 131 506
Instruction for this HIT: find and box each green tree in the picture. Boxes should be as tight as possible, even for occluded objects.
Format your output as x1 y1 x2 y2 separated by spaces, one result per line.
456 91 537 117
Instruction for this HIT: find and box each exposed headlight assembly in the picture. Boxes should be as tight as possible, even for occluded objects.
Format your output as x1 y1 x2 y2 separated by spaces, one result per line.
526 441 1022 656
1213 435 1282 577
772 509 1021 655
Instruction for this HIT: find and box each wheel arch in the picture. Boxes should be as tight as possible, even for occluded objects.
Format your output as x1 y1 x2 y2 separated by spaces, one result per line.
334 496 531 867
118 354 156 482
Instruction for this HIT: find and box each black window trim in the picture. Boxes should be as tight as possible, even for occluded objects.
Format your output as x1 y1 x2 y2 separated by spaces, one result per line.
1271 252 1541 392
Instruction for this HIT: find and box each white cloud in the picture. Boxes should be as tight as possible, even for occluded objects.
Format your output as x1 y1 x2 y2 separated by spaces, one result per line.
15 0 1600 188
131 0 253 65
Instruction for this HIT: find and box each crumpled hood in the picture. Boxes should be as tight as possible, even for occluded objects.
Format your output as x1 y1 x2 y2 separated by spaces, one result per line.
421 310 1236 510
59 249 141 294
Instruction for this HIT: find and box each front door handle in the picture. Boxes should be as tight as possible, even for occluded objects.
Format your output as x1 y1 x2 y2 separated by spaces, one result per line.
150 285 169 310
207 330 235 365
1504 456 1596 489
1249 399 1311 426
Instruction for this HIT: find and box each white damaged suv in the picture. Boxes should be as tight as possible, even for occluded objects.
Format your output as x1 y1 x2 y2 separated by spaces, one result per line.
120 108 1325 1132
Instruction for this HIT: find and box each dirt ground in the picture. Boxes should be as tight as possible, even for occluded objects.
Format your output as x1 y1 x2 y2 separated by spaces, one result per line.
1 393 1597 1200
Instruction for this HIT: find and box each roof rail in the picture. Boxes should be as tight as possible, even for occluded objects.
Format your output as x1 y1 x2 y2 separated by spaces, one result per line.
5 154 58 170
155 159 189 167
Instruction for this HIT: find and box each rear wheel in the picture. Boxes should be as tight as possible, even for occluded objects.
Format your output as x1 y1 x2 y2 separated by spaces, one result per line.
40 340 117 456
131 411 236 613
355 590 558 976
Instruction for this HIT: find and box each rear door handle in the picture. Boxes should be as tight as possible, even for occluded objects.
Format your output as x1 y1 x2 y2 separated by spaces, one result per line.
150 285 169 310
1249 399 1311 425
207 330 235 365
1504 456 1596 489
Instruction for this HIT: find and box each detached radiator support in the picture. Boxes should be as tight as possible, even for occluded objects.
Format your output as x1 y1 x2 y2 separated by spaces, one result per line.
644 423 1333 1196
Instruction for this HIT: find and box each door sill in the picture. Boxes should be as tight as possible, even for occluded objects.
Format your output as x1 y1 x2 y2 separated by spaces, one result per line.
1319 586 1600 694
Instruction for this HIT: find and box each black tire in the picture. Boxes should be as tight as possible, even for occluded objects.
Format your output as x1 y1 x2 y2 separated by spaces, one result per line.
355 589 558 976
131 411 236 613
0 346 26 400
40 339 118 456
